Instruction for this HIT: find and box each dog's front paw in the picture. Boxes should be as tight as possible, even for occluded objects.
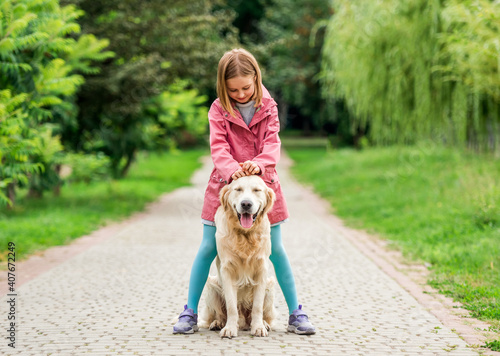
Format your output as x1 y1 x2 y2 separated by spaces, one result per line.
251 321 269 337
220 324 238 338
209 319 224 330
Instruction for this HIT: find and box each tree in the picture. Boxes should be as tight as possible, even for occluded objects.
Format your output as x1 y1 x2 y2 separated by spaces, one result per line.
62 0 239 177
218 0 268 43
238 0 349 137
143 80 209 151
440 0 500 151
322 0 500 152
0 90 41 206
0 0 112 204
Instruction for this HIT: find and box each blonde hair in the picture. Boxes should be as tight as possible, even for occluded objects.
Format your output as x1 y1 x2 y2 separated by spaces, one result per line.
216 48 263 117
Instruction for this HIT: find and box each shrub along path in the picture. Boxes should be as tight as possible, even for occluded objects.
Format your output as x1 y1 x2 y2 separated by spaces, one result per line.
0 152 496 355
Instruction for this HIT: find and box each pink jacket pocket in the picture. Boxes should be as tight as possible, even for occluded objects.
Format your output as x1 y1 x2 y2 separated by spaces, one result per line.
262 169 279 186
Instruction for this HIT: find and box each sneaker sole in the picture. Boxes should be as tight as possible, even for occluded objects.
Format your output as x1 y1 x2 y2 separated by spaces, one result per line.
287 325 316 335
173 325 199 334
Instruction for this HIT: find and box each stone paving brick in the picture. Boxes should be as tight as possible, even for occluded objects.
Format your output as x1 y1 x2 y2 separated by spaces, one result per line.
0 154 485 355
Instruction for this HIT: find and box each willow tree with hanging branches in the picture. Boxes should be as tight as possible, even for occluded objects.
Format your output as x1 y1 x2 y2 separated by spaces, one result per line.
322 0 500 153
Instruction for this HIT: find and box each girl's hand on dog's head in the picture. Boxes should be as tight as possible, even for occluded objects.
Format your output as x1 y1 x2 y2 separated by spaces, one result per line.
239 161 260 175
231 168 249 181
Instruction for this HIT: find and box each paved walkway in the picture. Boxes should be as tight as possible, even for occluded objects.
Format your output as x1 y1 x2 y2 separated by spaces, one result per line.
0 153 487 355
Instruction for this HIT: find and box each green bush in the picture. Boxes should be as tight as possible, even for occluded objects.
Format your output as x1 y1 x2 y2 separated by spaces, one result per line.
25 126 65 198
62 152 110 184
143 80 209 150
0 90 43 206
0 0 112 206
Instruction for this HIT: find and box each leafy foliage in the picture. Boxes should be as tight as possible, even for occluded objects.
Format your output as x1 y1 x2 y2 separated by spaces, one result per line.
0 0 112 120
219 0 268 43
244 0 337 133
0 90 42 206
0 0 112 205
322 0 500 152
484 339 500 352
143 81 209 150
26 126 65 197
62 152 110 184
441 1 500 100
62 0 238 177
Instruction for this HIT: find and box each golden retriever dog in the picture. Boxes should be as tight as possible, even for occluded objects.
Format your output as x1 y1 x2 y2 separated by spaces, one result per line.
199 175 277 338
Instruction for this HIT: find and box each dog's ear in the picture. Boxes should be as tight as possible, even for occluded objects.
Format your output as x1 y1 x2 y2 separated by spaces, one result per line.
219 184 231 211
263 186 276 215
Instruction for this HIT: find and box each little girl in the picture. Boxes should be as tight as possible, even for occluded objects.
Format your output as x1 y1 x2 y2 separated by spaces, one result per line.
173 48 315 335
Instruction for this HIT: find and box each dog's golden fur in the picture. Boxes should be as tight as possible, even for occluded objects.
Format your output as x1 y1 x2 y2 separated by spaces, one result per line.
199 175 277 338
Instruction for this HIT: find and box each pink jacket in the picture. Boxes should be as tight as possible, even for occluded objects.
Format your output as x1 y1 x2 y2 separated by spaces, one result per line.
201 86 289 225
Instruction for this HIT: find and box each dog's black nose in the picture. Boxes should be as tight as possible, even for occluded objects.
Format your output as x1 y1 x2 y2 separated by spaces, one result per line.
240 200 253 211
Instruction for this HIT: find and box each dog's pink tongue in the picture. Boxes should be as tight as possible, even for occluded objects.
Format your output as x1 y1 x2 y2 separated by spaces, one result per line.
240 213 253 229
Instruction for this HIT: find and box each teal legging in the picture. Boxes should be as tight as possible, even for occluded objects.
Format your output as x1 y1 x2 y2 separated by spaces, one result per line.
187 224 299 314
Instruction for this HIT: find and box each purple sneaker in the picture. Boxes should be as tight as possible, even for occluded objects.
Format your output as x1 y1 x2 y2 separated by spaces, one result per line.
173 305 199 334
287 305 316 335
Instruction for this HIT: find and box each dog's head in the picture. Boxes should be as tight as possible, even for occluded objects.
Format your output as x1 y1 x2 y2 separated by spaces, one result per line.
220 175 275 230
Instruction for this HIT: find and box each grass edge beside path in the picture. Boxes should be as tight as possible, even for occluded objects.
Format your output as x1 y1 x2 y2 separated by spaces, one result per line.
284 143 500 336
0 149 207 263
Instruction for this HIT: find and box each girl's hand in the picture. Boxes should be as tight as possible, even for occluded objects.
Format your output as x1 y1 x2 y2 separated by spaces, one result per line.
231 168 249 181
240 161 261 175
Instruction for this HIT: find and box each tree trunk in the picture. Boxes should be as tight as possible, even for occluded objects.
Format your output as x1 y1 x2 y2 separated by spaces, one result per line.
353 127 367 150
6 183 16 209
27 187 43 199
53 164 62 197
120 150 136 178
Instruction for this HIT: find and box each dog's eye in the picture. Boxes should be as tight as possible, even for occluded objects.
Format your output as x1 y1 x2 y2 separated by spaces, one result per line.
253 189 262 193
235 188 243 192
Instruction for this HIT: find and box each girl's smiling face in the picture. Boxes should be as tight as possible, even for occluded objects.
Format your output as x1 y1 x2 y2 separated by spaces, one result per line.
226 75 255 104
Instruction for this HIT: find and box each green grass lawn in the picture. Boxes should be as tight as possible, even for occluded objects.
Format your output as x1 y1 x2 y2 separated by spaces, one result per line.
285 143 500 325
0 149 207 262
